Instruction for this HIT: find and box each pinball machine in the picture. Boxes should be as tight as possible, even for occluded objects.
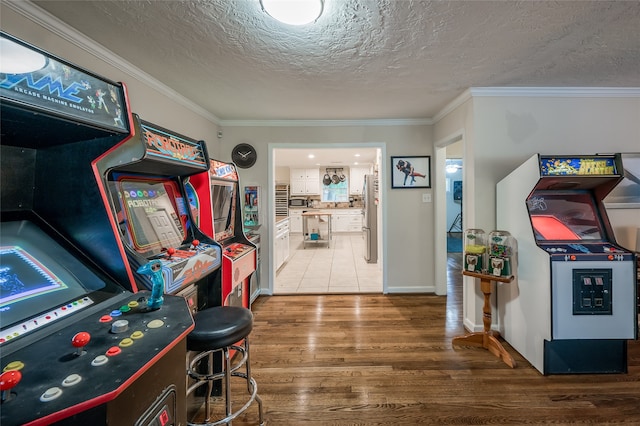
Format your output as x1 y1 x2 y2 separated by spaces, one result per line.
0 32 193 425
189 160 257 309
497 154 637 374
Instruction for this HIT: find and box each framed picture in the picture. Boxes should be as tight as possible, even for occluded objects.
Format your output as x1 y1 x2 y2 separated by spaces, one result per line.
391 156 431 188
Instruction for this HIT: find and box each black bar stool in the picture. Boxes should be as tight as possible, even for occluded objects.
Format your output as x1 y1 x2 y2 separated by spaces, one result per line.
187 306 264 425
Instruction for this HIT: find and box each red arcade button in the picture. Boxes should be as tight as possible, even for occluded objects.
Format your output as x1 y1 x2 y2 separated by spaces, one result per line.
106 346 122 357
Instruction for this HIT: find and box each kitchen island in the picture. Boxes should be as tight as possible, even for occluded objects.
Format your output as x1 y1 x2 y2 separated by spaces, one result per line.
302 211 332 248
290 207 363 234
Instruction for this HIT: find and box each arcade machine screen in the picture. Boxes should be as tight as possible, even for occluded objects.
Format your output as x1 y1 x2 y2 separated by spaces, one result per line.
114 176 187 257
110 174 220 299
0 221 118 345
528 191 604 241
212 180 236 242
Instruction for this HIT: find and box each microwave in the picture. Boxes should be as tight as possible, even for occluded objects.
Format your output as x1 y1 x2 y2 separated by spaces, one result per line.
289 198 307 207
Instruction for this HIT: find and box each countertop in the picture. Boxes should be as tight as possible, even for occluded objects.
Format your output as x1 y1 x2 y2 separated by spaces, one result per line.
276 215 290 224
288 207 363 211
301 211 332 216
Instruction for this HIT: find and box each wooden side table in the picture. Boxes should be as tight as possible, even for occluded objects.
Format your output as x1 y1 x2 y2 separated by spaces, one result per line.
452 270 516 368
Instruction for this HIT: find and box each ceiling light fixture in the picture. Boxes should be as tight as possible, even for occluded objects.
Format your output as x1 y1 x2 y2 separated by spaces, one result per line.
260 0 324 26
0 37 47 74
446 160 462 174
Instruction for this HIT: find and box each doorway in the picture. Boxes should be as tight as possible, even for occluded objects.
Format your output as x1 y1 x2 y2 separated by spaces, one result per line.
446 158 463 253
434 132 464 297
268 143 385 295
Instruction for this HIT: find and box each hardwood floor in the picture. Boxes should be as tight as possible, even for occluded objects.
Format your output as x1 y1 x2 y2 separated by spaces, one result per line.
199 254 640 425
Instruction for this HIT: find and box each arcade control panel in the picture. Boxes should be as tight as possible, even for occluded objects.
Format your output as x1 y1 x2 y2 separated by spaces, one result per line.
151 240 221 294
223 242 254 260
0 292 194 426
543 243 628 258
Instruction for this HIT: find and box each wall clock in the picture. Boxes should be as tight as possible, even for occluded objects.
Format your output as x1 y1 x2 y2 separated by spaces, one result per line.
231 143 257 168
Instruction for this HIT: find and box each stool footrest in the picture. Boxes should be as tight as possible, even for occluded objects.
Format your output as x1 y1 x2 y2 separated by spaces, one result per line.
187 337 263 426
187 376 260 426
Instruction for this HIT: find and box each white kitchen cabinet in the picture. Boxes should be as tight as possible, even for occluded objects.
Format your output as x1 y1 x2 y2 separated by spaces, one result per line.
283 231 290 262
289 209 303 233
331 210 363 233
290 168 320 195
345 212 364 232
331 214 348 233
349 167 369 195
275 218 290 270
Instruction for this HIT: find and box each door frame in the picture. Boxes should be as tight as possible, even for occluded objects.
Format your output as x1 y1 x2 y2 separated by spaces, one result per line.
434 130 464 296
266 142 387 295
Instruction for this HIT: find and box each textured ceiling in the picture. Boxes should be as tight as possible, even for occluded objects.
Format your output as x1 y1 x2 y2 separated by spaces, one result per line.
28 0 640 122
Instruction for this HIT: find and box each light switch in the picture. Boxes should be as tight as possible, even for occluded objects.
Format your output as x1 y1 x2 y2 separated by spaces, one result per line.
422 193 432 203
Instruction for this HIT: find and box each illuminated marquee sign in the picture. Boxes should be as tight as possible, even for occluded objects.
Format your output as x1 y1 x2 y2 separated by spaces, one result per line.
0 33 128 132
540 156 617 176
141 123 207 169
210 159 239 181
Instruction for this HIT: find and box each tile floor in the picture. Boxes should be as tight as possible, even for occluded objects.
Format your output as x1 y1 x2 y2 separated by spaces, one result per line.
275 232 383 294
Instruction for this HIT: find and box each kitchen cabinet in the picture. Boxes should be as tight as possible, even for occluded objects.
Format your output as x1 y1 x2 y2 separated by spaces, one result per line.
290 168 320 195
275 218 290 270
289 209 303 233
331 210 363 233
349 167 369 195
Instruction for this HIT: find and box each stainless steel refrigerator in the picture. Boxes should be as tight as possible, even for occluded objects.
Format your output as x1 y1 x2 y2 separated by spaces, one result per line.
363 174 378 263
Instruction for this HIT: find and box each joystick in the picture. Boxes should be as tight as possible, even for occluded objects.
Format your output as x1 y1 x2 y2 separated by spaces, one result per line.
166 247 176 258
137 260 164 310
72 332 91 356
0 370 21 403
190 239 200 250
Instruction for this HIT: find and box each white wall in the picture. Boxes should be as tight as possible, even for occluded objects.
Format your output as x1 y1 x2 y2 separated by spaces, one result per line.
473 96 640 229
219 125 435 294
435 92 640 332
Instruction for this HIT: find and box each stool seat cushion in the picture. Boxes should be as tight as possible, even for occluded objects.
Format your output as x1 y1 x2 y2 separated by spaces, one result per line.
188 306 253 352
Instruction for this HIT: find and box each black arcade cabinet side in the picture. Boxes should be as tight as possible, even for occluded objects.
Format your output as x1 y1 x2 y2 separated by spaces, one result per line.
1 32 193 425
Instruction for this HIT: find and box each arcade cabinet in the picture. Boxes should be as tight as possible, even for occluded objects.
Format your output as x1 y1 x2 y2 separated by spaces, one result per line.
189 160 257 309
497 154 637 374
243 185 262 305
1 32 193 425
93 116 223 312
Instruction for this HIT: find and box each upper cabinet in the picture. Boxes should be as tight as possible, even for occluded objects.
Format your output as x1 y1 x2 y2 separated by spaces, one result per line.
349 166 370 195
290 168 320 195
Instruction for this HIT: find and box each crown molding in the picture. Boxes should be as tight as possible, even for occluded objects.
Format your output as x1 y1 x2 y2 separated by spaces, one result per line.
6 0 221 125
433 87 640 124
469 87 640 98
219 118 433 127
432 89 473 124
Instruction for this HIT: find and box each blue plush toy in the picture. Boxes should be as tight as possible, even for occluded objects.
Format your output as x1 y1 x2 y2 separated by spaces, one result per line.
137 260 165 310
